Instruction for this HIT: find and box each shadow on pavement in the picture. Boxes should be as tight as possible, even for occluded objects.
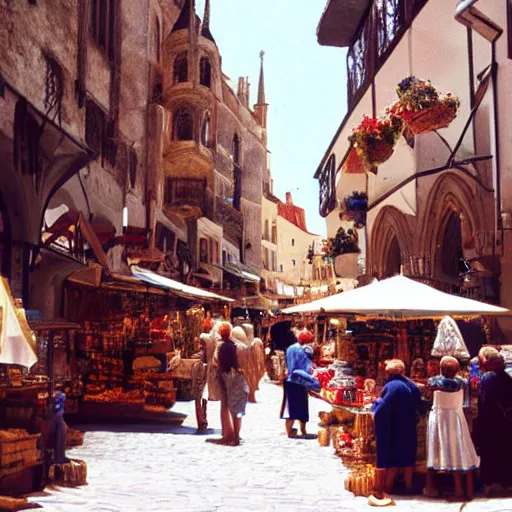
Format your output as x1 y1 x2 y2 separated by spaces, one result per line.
68 423 221 436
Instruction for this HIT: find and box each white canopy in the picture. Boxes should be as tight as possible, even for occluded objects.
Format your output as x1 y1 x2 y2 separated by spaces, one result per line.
282 275 509 317
131 266 234 303
0 277 38 368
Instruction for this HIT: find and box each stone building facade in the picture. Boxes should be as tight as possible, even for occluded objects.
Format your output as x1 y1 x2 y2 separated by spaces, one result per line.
315 0 512 334
0 0 267 318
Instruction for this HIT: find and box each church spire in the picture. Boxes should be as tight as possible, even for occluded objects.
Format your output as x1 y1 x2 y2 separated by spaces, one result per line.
171 0 194 33
257 50 266 105
254 51 268 139
200 0 215 42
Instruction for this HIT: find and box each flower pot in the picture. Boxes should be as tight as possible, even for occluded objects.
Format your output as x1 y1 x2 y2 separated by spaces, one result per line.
363 139 395 166
405 100 458 135
344 148 366 174
334 253 359 278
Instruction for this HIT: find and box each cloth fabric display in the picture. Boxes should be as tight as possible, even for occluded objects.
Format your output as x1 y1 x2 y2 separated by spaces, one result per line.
432 316 470 359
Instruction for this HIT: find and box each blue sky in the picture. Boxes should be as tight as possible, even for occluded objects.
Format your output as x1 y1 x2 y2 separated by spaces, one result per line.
199 0 348 236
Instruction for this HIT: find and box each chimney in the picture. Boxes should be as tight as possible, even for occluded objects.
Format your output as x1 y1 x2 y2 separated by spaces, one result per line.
286 192 293 205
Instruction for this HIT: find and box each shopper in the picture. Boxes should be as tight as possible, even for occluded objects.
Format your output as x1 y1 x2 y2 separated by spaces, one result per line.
372 359 421 497
211 322 249 446
280 329 314 438
191 333 209 434
476 347 512 494
425 356 479 499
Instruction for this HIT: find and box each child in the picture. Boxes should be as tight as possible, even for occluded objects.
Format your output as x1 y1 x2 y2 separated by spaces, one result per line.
425 356 479 499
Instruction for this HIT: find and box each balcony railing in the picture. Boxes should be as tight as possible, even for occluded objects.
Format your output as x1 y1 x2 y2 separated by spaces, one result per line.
165 178 209 218
215 198 243 243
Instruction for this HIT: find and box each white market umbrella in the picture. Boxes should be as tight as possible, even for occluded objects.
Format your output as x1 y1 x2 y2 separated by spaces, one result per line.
282 275 509 318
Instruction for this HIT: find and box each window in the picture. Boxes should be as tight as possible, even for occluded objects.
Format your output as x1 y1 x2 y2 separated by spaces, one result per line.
280 264 283 272
271 251 277 271
232 134 242 210
264 219 270 241
376 0 404 58
85 98 106 155
153 18 161 63
292 259 296 267
85 98 116 166
43 53 64 125
129 147 137 188
173 107 194 141
199 237 208 263
291 238 295 247
13 99 41 177
201 114 210 146
209 239 219 264
90 0 116 61
222 249 227 265
173 52 188 83
272 222 277 244
347 15 371 107
199 56 212 88
264 247 270 269
319 154 336 217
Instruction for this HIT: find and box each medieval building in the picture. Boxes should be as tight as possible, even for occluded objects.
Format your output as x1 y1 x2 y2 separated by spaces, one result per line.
315 0 512 335
0 0 267 319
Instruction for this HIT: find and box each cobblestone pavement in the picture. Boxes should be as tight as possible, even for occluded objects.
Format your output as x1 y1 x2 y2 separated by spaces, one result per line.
29 379 512 512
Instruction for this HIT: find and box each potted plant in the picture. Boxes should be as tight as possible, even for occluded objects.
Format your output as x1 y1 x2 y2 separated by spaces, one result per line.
390 76 460 135
349 115 404 174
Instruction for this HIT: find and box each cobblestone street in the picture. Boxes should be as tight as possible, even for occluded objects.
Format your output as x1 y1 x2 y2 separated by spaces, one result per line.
29 380 512 512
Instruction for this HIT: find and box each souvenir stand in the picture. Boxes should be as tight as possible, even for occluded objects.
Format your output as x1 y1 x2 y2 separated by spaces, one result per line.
283 275 508 497
62 267 232 423
0 277 47 495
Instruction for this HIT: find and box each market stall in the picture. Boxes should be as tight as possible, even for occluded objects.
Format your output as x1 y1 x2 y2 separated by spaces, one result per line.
59 267 233 423
0 277 46 495
283 275 509 496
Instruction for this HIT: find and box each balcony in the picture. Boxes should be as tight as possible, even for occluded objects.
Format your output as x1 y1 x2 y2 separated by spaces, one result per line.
164 178 211 220
214 198 244 245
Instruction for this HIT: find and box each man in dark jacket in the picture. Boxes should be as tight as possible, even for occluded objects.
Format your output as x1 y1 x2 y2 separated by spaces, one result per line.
372 359 421 496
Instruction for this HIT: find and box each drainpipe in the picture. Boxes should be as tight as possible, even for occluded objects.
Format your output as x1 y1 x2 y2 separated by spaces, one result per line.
455 0 503 258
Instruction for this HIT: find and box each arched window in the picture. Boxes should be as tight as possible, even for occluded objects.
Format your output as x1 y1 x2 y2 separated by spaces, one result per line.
153 17 161 62
173 52 188 83
232 134 242 210
264 219 270 240
173 107 194 141
384 235 401 278
440 212 463 278
291 238 295 247
199 56 212 88
319 154 336 217
201 114 210 146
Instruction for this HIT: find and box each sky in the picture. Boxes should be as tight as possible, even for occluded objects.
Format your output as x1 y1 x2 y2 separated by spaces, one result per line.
197 0 348 236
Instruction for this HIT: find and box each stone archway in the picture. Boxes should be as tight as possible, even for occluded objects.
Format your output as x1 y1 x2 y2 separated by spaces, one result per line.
370 206 413 278
420 172 485 279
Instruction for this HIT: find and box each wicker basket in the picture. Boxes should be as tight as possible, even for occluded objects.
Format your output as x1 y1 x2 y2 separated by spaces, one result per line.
406 101 458 135
0 434 40 469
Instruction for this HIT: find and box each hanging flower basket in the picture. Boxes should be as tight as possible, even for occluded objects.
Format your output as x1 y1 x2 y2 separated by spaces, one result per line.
344 192 368 229
344 148 366 174
324 227 360 261
349 115 403 174
391 76 460 135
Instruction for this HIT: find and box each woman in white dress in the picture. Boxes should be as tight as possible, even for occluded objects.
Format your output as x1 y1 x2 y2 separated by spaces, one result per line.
426 356 479 499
